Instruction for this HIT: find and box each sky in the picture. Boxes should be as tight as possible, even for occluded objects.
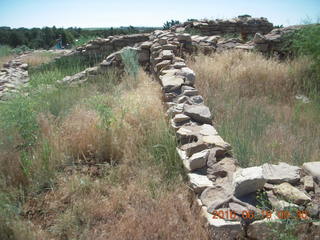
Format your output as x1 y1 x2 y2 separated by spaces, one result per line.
0 0 319 28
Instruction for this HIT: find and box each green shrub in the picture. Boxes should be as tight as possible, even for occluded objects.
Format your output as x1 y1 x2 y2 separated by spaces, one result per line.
291 24 320 93
0 45 12 57
120 48 139 81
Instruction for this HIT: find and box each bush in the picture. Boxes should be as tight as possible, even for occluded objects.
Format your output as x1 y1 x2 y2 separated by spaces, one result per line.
291 24 320 93
0 45 12 57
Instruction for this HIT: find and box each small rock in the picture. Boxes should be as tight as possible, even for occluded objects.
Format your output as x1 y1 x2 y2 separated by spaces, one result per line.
200 185 234 208
303 175 314 191
160 50 174 60
188 150 209 170
180 141 208 157
202 135 231 150
208 157 238 181
188 172 213 193
172 113 190 123
303 162 320 183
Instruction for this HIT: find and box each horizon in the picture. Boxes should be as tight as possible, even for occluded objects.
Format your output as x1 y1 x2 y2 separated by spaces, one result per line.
1 0 319 28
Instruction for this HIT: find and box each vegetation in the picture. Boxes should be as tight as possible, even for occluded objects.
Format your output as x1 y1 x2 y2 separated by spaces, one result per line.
0 26 156 49
290 24 320 94
163 20 181 30
188 50 320 167
0 48 208 239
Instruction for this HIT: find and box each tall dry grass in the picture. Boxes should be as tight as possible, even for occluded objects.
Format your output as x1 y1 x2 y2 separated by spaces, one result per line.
21 52 58 67
188 50 320 167
1 69 209 240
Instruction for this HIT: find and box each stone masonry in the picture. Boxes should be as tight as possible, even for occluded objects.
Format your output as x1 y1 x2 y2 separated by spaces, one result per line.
3 19 320 239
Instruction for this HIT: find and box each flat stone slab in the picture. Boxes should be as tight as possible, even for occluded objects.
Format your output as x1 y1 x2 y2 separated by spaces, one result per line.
303 162 320 182
188 172 213 193
233 166 266 197
202 135 231 150
160 74 184 92
172 113 190 123
273 182 311 205
200 185 234 208
262 162 301 184
184 104 212 124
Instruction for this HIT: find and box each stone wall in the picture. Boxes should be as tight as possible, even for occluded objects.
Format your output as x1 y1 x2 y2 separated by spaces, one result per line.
68 33 150 58
172 16 273 36
147 30 320 239
0 59 29 100
5 29 319 239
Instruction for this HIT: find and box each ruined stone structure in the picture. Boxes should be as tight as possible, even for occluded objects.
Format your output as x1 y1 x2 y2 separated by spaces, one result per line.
3 20 320 239
0 59 29 100
69 33 150 57
172 16 273 36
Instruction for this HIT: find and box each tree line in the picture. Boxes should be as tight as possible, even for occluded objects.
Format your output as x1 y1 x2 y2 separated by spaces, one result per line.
0 26 156 49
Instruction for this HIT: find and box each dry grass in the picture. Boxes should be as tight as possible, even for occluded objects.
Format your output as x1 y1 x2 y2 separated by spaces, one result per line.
0 70 209 240
21 51 58 67
188 50 320 167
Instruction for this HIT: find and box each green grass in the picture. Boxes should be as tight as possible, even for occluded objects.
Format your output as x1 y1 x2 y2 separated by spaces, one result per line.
0 45 12 57
73 35 99 47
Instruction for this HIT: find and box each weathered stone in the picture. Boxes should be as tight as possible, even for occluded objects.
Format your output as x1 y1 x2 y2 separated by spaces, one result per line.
200 185 234 208
202 135 231 149
188 172 213 193
159 50 174 60
262 162 301 184
160 74 184 92
172 61 186 69
172 113 190 123
266 191 300 210
188 95 204 104
177 33 192 42
182 88 198 96
303 162 320 183
303 175 314 192
233 167 266 197
184 104 212 124
273 182 311 205
253 32 267 44
167 103 184 116
306 202 319 218
199 124 218 136
208 157 238 181
180 141 208 157
140 41 153 49
177 95 188 104
188 150 209 171
176 125 199 144
176 67 196 85
155 60 171 72
201 206 242 239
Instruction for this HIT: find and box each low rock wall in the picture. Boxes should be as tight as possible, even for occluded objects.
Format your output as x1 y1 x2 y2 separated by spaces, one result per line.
172 17 273 36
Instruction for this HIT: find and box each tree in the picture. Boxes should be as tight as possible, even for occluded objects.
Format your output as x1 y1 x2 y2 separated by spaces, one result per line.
163 20 180 30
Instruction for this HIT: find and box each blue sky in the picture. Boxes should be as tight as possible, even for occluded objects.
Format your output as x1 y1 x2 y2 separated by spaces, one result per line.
1 0 319 28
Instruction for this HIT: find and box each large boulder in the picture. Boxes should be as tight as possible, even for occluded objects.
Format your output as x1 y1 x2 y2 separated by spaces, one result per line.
233 167 266 197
